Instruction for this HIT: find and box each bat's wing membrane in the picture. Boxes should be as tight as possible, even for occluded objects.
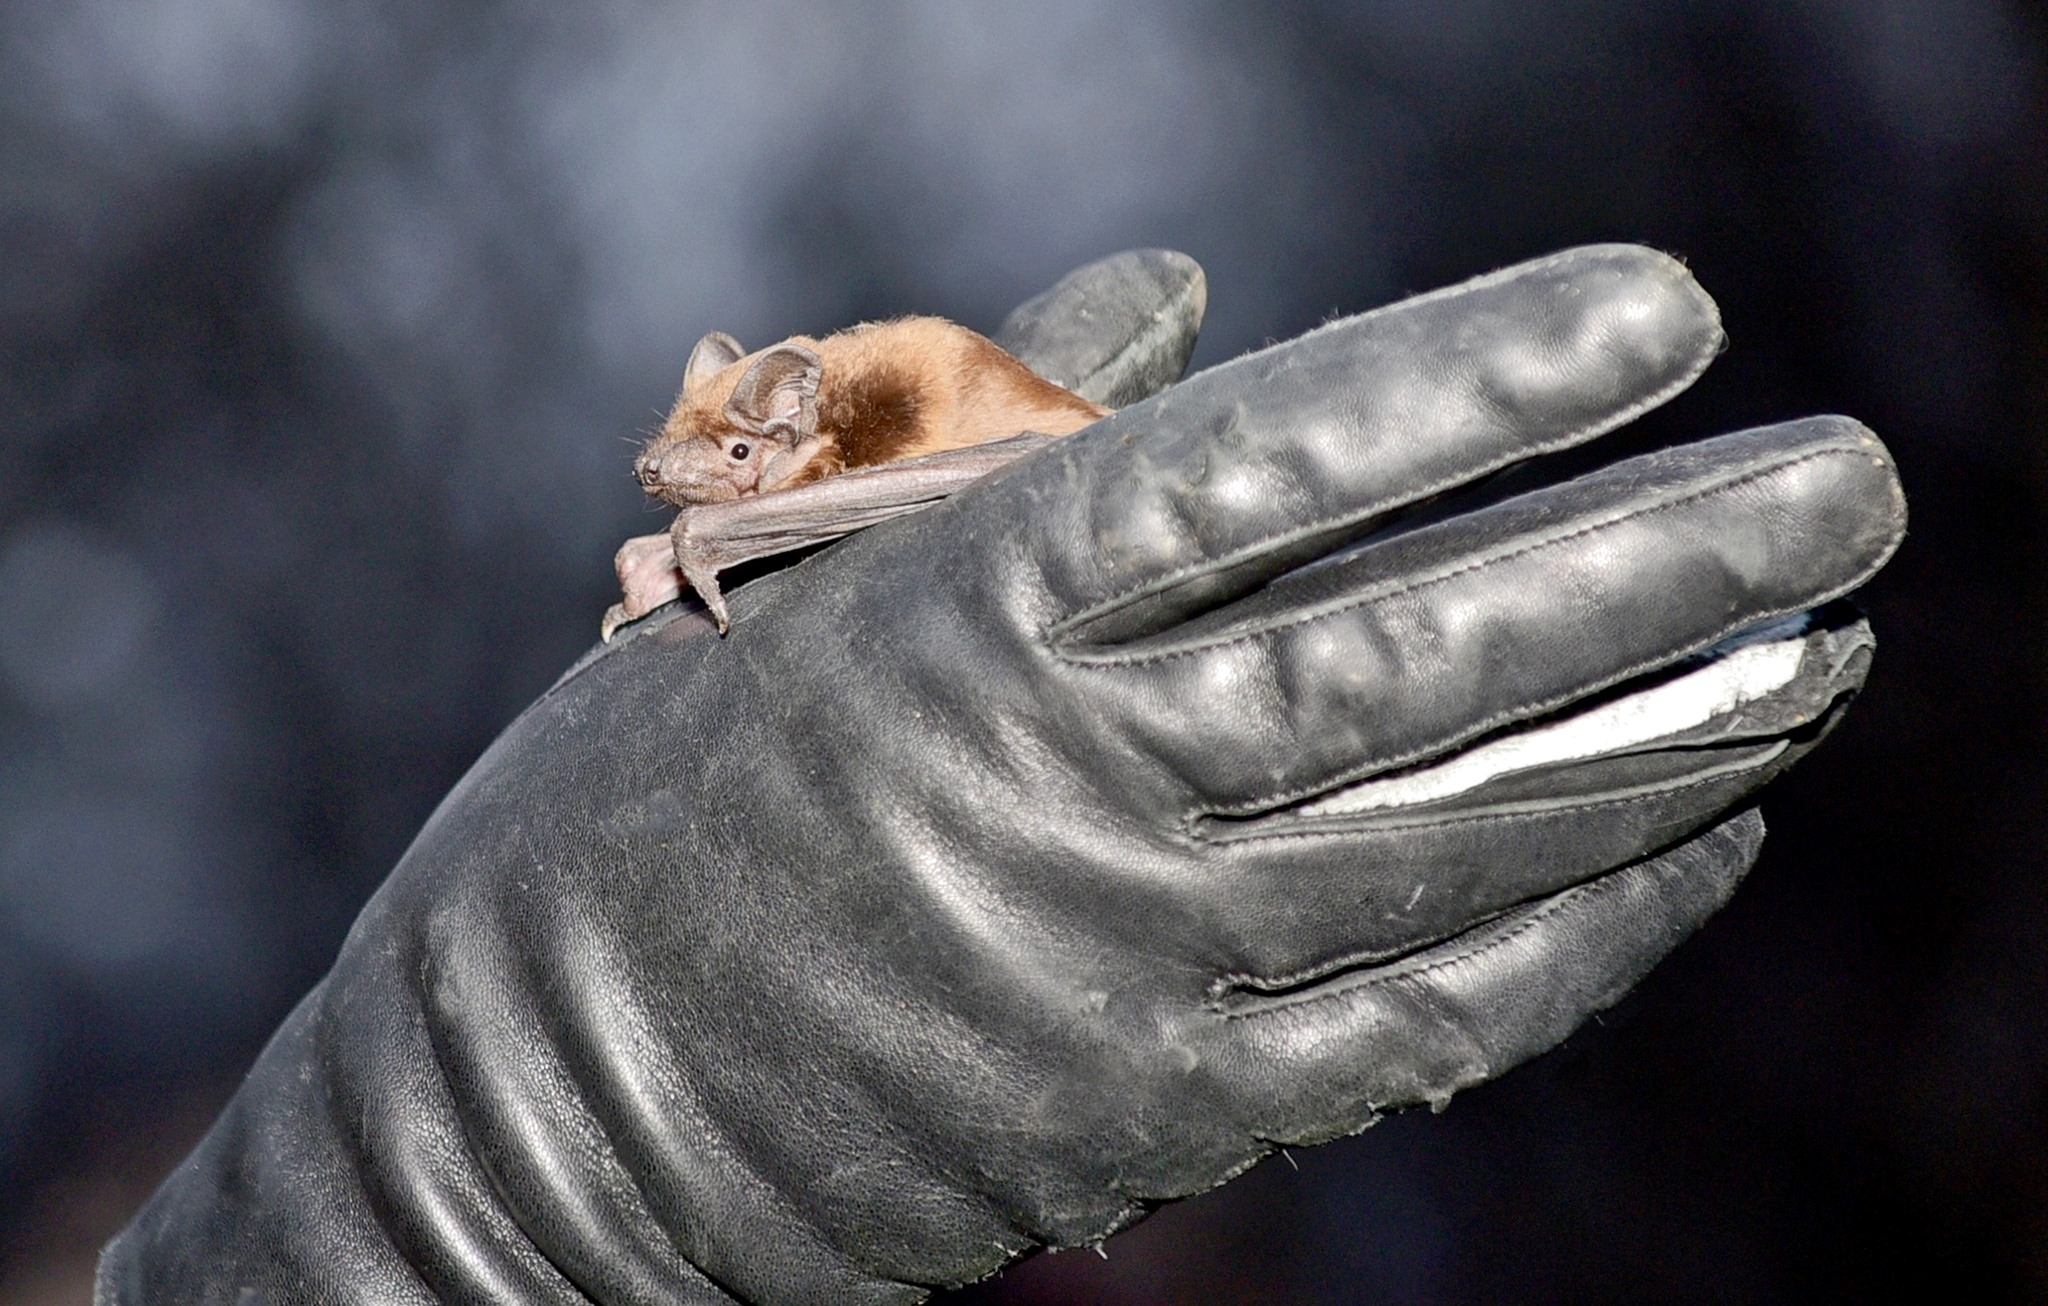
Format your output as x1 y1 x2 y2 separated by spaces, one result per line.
634 432 1058 635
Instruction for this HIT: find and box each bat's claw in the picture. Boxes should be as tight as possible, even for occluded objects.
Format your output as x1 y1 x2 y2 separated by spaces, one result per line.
671 516 736 634
687 564 732 634
600 603 633 643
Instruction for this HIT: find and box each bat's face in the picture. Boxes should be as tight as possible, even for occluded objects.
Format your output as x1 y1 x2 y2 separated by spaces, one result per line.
637 332 828 507
635 420 769 506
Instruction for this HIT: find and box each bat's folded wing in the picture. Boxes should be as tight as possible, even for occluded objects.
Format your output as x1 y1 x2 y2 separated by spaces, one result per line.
667 433 1059 631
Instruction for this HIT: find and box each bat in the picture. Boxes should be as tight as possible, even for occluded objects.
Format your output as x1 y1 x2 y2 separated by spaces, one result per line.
603 317 1109 638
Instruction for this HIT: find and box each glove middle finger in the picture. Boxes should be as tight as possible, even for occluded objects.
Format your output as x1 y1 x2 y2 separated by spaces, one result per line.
997 243 1725 643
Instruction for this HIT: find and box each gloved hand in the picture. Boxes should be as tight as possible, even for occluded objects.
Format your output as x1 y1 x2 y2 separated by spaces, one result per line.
99 246 1905 1305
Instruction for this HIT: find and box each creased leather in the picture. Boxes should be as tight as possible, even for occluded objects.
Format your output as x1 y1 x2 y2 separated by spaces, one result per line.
98 247 1906 1305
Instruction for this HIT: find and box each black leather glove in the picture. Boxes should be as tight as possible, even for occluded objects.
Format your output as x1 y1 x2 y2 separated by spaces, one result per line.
98 246 1905 1305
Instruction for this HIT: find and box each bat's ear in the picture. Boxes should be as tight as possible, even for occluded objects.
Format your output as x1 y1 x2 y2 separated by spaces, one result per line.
683 331 746 396
724 343 822 446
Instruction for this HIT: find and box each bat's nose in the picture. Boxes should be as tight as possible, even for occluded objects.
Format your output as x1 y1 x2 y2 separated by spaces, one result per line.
635 456 662 488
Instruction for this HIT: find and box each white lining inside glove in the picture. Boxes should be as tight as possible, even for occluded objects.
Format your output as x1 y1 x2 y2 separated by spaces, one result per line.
1302 614 1813 815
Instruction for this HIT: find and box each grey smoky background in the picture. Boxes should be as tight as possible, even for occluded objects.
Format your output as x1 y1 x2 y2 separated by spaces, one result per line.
1 2 2044 1301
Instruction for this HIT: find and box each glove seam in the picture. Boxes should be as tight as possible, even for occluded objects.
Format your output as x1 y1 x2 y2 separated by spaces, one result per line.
1214 847 1647 1022
1183 445 1896 818
1128 243 1696 402
1045 246 1722 642
1064 442 1890 821
1060 441 1874 666
1199 763 1780 999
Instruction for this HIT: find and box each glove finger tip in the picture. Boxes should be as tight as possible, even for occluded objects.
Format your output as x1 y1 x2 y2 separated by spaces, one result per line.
1481 243 1724 422
1727 415 1908 598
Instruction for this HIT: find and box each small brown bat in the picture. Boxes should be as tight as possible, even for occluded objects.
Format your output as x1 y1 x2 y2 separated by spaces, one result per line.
604 317 1109 637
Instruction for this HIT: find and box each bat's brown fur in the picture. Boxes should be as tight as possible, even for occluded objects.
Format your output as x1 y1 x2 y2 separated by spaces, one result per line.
607 318 1108 638
641 317 1108 502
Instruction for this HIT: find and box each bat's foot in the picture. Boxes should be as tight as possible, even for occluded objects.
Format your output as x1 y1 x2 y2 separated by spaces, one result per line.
605 531 687 641
603 527 733 639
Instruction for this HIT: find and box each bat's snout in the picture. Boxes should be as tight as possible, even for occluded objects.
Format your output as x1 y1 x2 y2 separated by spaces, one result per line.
637 447 747 506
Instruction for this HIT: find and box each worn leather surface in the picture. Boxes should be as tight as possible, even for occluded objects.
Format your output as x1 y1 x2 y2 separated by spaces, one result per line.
98 246 1906 1305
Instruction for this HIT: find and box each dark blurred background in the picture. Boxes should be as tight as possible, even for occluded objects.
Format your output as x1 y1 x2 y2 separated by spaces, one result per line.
0 2 2043 1302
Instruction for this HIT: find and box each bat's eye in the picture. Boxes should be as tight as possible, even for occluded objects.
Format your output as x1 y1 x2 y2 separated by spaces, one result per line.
728 442 750 462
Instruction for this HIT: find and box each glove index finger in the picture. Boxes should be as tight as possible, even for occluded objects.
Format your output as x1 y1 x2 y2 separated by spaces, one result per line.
1004 244 1723 644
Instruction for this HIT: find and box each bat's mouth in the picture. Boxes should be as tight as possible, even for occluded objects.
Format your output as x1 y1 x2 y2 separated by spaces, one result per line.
653 477 744 508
